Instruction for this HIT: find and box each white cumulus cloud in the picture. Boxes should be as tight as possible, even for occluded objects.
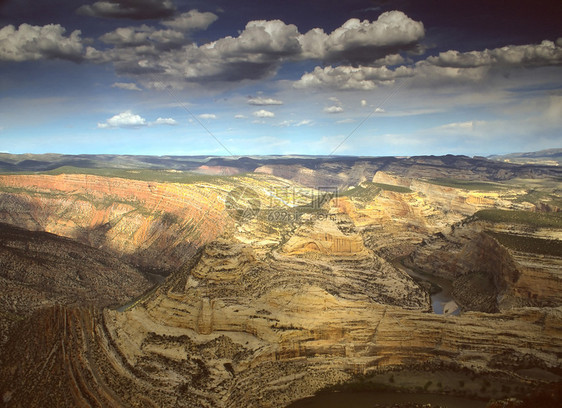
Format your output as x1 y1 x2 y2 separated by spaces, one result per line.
276 120 293 127
162 10 218 32
88 10 426 88
295 65 413 90
77 0 176 20
98 111 178 128
336 118 355 124
100 25 185 49
427 40 562 68
153 117 177 125
299 11 424 63
324 105 344 113
253 109 275 118
98 110 147 128
294 39 562 91
198 113 217 120
275 119 313 127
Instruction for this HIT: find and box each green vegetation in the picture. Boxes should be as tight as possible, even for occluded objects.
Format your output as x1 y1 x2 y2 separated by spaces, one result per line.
372 182 413 193
341 181 411 200
0 183 159 218
505 177 562 191
513 189 562 208
307 191 335 210
486 231 562 256
161 212 180 226
0 185 66 199
427 178 505 191
2 166 237 184
341 184 380 201
475 209 562 228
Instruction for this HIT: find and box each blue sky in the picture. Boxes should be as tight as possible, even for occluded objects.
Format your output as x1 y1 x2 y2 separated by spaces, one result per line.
0 0 561 157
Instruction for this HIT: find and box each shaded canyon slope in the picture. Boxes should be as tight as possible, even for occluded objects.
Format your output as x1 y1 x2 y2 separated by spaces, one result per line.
0 223 152 347
0 154 561 407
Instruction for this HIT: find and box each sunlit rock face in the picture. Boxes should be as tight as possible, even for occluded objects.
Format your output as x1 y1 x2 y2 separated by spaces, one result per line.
282 218 367 255
326 170 536 261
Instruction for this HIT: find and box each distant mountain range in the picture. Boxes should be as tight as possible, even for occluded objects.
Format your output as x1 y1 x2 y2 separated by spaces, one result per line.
1 152 561 191
488 148 562 166
0 153 356 173
0 149 560 174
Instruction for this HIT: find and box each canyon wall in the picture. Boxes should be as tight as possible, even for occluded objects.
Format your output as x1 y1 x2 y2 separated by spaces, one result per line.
0 173 304 274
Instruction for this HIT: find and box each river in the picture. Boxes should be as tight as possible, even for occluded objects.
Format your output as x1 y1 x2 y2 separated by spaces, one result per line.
393 258 460 315
115 271 166 312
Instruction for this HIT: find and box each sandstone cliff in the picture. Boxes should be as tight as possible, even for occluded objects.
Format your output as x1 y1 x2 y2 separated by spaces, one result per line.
0 173 308 275
0 173 231 274
407 215 562 313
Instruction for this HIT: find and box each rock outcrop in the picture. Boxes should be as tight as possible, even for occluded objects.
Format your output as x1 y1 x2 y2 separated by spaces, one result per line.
282 218 367 255
2 271 560 407
0 173 230 274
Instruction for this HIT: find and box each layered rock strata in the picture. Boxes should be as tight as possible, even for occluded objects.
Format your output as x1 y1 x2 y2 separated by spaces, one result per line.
0 173 230 273
2 211 560 408
0 173 308 274
407 218 562 312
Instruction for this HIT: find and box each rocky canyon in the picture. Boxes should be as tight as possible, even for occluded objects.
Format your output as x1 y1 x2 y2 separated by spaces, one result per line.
0 154 560 408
